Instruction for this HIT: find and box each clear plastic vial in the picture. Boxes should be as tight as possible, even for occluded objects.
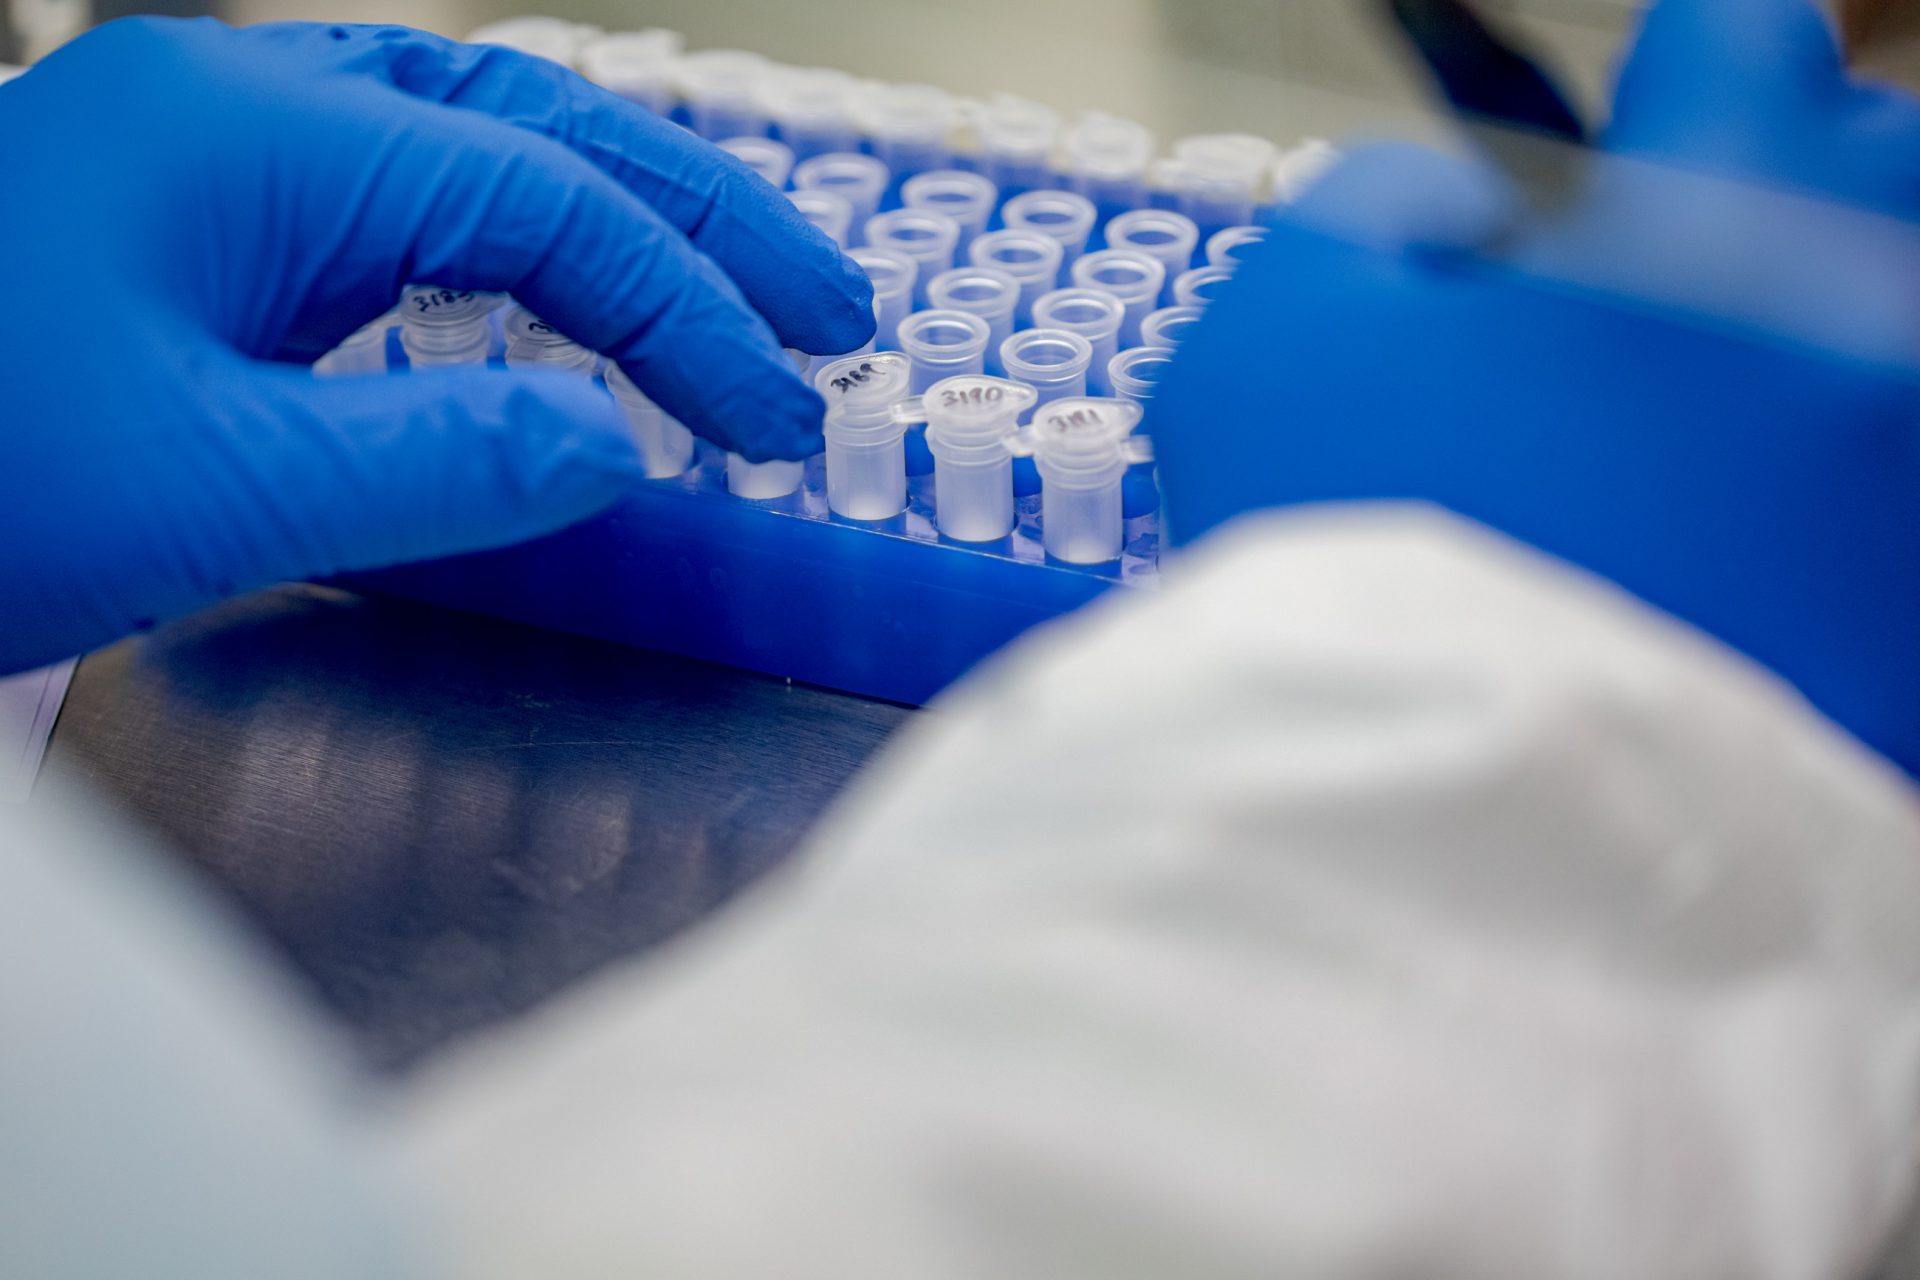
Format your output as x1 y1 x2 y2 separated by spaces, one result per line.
968 229 1067 328
893 375 1039 543
895 309 991 395
1108 345 1177 404
1069 250 1166 348
1103 209 1201 305
1000 190 1099 286
1062 111 1155 212
999 328 1094 418
849 247 918 351
398 286 497 368
314 313 393 377
860 82 956 180
815 352 913 520
675 49 772 141
1171 134 1278 230
604 364 696 479
927 267 1020 377
1031 288 1126 397
1205 224 1268 269
726 350 812 500
973 94 1061 193
901 170 998 258
503 308 599 374
1140 305 1205 350
1024 396 1146 564
793 153 891 247
577 29 682 112
761 66 862 160
719 136 796 189
1172 265 1235 309
788 189 855 250
863 209 962 309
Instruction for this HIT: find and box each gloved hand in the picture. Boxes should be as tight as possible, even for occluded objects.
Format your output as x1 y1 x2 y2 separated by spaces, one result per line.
0 18 872 674
1152 0 1920 779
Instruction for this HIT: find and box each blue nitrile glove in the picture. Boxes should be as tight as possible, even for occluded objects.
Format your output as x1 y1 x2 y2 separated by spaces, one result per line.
0 17 873 674
1151 0 1920 779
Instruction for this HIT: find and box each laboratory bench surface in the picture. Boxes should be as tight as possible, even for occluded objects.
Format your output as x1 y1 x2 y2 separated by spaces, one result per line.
40 582 911 1073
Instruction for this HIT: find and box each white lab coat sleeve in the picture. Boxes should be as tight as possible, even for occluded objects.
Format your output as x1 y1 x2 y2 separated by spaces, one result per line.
393 504 1920 1280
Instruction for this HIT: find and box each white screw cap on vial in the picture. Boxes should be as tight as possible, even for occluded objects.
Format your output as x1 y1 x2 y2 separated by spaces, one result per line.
863 209 962 308
398 286 497 368
999 328 1094 417
1031 287 1126 396
893 375 1038 543
726 349 812 500
577 29 682 112
1069 250 1166 348
720 136 796 190
1021 396 1148 564
1103 209 1201 305
793 152 892 245
674 49 772 141
605 364 696 480
968 229 1066 328
503 308 599 374
902 170 998 258
927 266 1019 374
1001 190 1099 286
760 66 862 160
849 246 918 351
895 309 991 395
814 352 913 520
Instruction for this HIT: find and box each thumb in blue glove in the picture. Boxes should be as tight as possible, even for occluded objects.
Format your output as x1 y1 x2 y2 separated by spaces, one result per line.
0 18 874 675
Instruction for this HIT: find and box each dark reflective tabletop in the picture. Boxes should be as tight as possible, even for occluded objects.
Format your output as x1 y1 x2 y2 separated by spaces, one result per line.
43 584 910 1072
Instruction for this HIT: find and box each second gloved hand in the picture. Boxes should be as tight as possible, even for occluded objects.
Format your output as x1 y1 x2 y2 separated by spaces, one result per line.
0 18 874 674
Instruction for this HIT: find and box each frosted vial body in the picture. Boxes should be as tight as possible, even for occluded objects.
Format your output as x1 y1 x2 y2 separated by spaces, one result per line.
1069 250 1165 348
1031 288 1125 396
605 364 695 479
1001 190 1098 286
763 66 862 160
896 310 991 395
314 313 393 377
726 348 812 499
1104 209 1201 305
1028 396 1144 564
794 153 891 246
999 328 1093 418
398 286 497 368
816 352 912 520
578 30 681 112
968 229 1066 328
897 376 1039 543
974 94 1060 193
862 83 956 180
927 267 1019 376
675 49 771 140
1171 134 1278 230
503 308 598 374
850 247 918 351
902 170 998 259
1062 111 1154 211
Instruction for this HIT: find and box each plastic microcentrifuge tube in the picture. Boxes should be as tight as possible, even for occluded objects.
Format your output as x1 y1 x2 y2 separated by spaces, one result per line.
972 94 1061 194
466 16 602 68
605 364 696 479
503 308 599 374
860 82 957 181
850 246 918 351
761 66 862 161
1273 138 1341 203
1062 111 1155 212
1022 396 1148 564
968 229 1066 328
1070 250 1166 348
675 49 772 141
1171 134 1278 231
864 209 961 309
893 375 1039 543
398 286 497 368
1108 345 1176 404
1000 328 1093 417
1172 265 1235 309
1031 288 1125 397
927 267 1019 376
1103 209 1201 305
896 309 991 395
902 170 997 259
577 29 682 112
1001 190 1099 287
314 313 393 377
720 136 796 189
788 189 855 250
727 350 813 499
814 352 913 520
1140 305 1204 350
793 153 891 247
1205 224 1268 269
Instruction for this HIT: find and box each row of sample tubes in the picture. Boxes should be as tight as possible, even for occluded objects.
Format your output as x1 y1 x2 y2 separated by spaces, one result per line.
463 15 1338 225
